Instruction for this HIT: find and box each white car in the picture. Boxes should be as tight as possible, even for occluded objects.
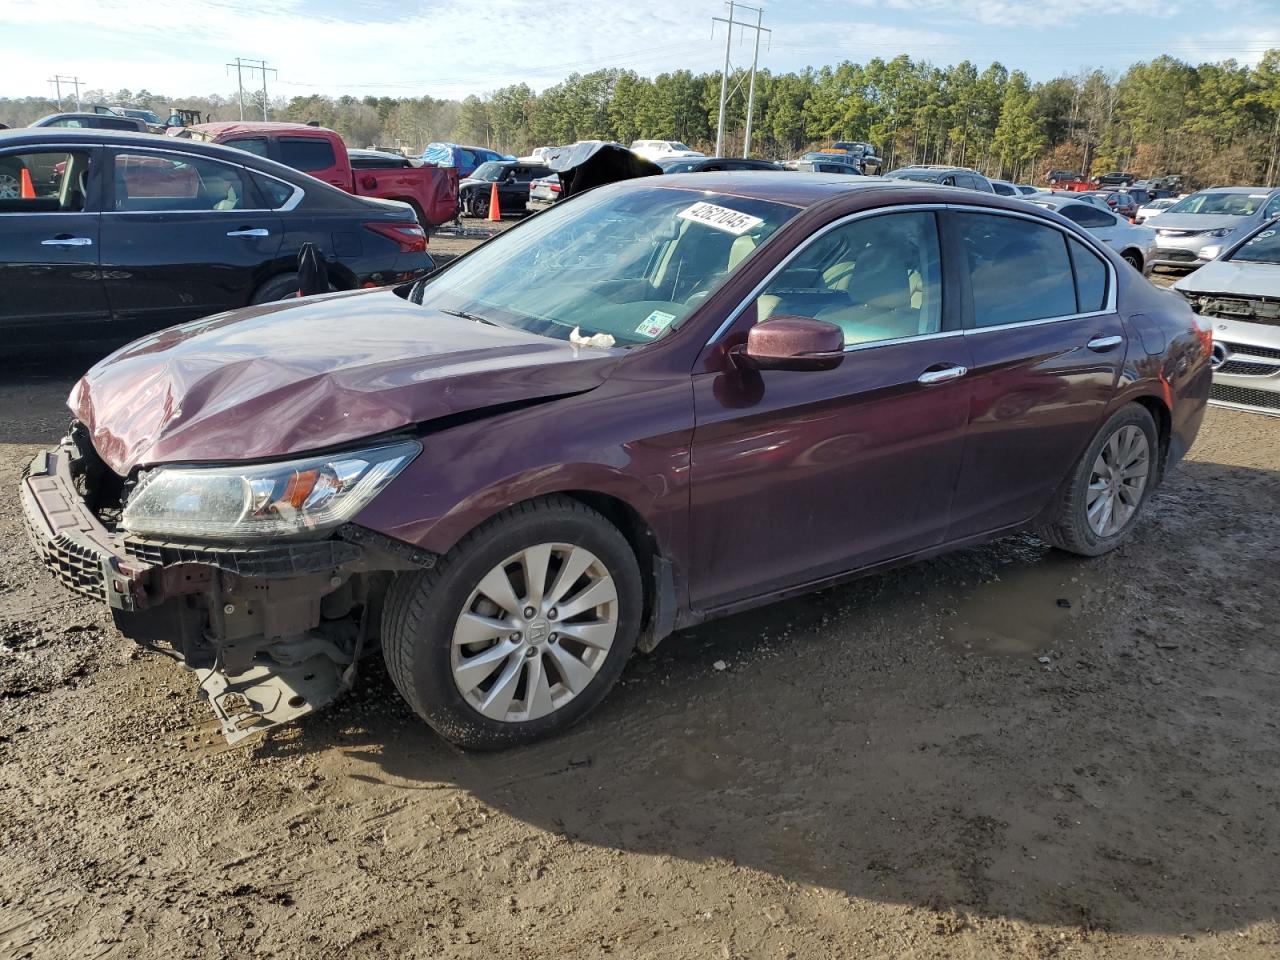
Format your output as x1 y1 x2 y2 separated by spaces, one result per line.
629 139 704 162
1027 193 1157 272
1174 220 1280 416
1133 197 1177 225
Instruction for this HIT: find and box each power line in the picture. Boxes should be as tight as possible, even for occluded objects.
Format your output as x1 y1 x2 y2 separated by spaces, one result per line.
712 2 770 158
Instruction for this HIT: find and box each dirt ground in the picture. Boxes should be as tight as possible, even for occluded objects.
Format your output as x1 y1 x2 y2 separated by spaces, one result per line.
2 245 1279 959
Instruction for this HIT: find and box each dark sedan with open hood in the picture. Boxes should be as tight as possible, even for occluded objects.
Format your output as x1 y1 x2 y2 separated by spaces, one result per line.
24 173 1211 748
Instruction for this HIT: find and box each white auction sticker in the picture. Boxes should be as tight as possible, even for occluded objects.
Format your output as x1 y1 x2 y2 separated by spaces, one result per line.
677 201 764 236
635 310 676 338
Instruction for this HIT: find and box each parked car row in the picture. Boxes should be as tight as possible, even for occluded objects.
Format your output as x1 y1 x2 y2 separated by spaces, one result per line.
21 172 1211 749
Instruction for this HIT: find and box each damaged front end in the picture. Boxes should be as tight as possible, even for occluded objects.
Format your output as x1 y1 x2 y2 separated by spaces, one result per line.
22 426 434 743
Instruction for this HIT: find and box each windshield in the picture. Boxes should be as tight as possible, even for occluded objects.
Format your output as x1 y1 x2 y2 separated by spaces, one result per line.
469 162 506 181
124 109 162 124
1230 226 1280 264
1167 192 1267 216
407 183 798 347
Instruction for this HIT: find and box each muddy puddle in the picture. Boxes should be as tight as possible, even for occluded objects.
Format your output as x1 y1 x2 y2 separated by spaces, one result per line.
942 551 1104 657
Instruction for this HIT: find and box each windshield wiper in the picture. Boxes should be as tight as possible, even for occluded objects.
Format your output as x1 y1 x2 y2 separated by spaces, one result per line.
439 308 496 326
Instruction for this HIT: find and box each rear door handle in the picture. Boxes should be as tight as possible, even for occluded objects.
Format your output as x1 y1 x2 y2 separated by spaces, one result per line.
1087 335 1124 352
226 228 269 238
41 236 92 246
917 364 968 385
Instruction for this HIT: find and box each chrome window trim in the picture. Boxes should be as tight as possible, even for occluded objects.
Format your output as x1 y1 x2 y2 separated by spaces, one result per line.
706 201 1120 350
105 142 305 213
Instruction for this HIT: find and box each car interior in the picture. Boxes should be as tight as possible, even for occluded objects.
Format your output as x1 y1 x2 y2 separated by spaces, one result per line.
755 213 940 345
112 155 250 211
0 152 90 213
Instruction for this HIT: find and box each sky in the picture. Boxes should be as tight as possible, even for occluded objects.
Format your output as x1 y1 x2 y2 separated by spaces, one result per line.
3 0 1280 103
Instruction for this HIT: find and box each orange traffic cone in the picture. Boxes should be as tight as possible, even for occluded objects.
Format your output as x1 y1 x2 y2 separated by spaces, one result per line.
19 168 35 199
487 180 502 222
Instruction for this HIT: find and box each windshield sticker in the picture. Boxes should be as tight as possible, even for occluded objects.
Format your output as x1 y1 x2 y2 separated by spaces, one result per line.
635 310 676 339
677 201 764 236
1248 230 1276 243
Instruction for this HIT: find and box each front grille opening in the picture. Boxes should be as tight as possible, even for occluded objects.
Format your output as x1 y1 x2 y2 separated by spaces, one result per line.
69 421 125 526
1218 359 1279 376
1210 383 1280 411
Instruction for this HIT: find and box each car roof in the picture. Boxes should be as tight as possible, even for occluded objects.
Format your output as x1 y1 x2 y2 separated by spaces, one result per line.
1028 194 1091 208
1191 186 1276 194
0 127 318 174
37 112 136 121
191 121 330 138
640 172 966 207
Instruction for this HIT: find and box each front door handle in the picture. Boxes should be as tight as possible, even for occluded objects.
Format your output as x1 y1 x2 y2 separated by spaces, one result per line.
1087 335 1124 352
918 364 968 385
226 228 269 238
41 236 92 246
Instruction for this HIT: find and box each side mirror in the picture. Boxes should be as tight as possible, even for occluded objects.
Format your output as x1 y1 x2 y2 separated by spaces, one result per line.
729 315 845 372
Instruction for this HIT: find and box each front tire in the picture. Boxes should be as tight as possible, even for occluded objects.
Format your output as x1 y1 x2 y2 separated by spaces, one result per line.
382 497 642 750
1039 403 1158 556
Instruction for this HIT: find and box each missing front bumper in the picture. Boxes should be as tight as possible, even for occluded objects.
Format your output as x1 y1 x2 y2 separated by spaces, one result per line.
22 439 430 743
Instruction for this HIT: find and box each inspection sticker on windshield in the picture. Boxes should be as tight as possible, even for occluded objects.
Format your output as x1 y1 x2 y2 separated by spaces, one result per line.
636 310 676 338
677 201 764 235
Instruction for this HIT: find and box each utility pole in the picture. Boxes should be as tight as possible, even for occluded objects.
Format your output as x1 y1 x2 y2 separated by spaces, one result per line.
742 6 768 158
227 57 246 120
713 1 735 158
226 58 277 121
711 3 769 159
48 75 84 110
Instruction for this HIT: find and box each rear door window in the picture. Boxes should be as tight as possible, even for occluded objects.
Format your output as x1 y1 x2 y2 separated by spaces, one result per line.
111 152 258 211
958 212 1077 327
224 137 270 158
278 137 336 172
1059 204 1117 228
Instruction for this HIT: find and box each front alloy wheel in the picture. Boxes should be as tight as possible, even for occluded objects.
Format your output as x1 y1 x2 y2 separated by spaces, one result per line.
451 544 618 722
382 496 642 749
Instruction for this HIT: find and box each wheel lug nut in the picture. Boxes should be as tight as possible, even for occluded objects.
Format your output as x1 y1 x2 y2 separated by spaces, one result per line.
509 633 520 642
523 606 536 618
548 633 558 644
524 647 537 658
547 608 558 620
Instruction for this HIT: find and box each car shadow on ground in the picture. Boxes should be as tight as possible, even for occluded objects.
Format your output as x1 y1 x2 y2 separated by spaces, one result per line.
260 458 1280 938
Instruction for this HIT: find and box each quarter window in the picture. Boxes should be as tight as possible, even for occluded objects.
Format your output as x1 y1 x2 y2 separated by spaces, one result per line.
757 211 943 346
1068 238 1108 312
958 213 1077 327
0 150 92 212
251 172 295 208
112 153 255 211
278 137 336 172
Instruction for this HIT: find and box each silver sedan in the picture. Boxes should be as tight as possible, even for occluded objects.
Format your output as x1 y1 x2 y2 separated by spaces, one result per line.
1026 193 1157 272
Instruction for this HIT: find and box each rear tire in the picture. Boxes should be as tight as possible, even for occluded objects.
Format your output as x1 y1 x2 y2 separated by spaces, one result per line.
1039 403 1159 556
249 272 301 304
382 496 642 750
1121 250 1143 271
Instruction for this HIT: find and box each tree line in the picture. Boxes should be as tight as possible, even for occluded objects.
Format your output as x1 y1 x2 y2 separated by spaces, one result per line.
4 50 1280 186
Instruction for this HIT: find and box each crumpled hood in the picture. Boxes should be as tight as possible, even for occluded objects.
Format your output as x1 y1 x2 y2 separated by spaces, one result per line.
71 288 622 474
1175 259 1280 298
1152 214 1249 234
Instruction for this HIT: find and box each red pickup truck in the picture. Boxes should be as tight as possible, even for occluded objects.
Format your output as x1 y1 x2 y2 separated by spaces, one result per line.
182 122 458 227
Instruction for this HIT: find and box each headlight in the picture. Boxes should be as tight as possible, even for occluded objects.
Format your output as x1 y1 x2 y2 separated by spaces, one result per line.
1200 244 1222 260
121 440 420 540
1204 228 1232 238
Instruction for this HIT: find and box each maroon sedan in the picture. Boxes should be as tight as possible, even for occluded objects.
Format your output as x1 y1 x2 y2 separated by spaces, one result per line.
23 174 1211 748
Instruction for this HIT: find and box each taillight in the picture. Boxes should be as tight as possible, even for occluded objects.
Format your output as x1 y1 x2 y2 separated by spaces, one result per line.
364 221 426 253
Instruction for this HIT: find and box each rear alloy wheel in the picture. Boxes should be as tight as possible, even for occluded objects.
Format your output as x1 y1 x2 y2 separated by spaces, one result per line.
1122 251 1143 271
1040 403 1158 556
382 497 642 749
